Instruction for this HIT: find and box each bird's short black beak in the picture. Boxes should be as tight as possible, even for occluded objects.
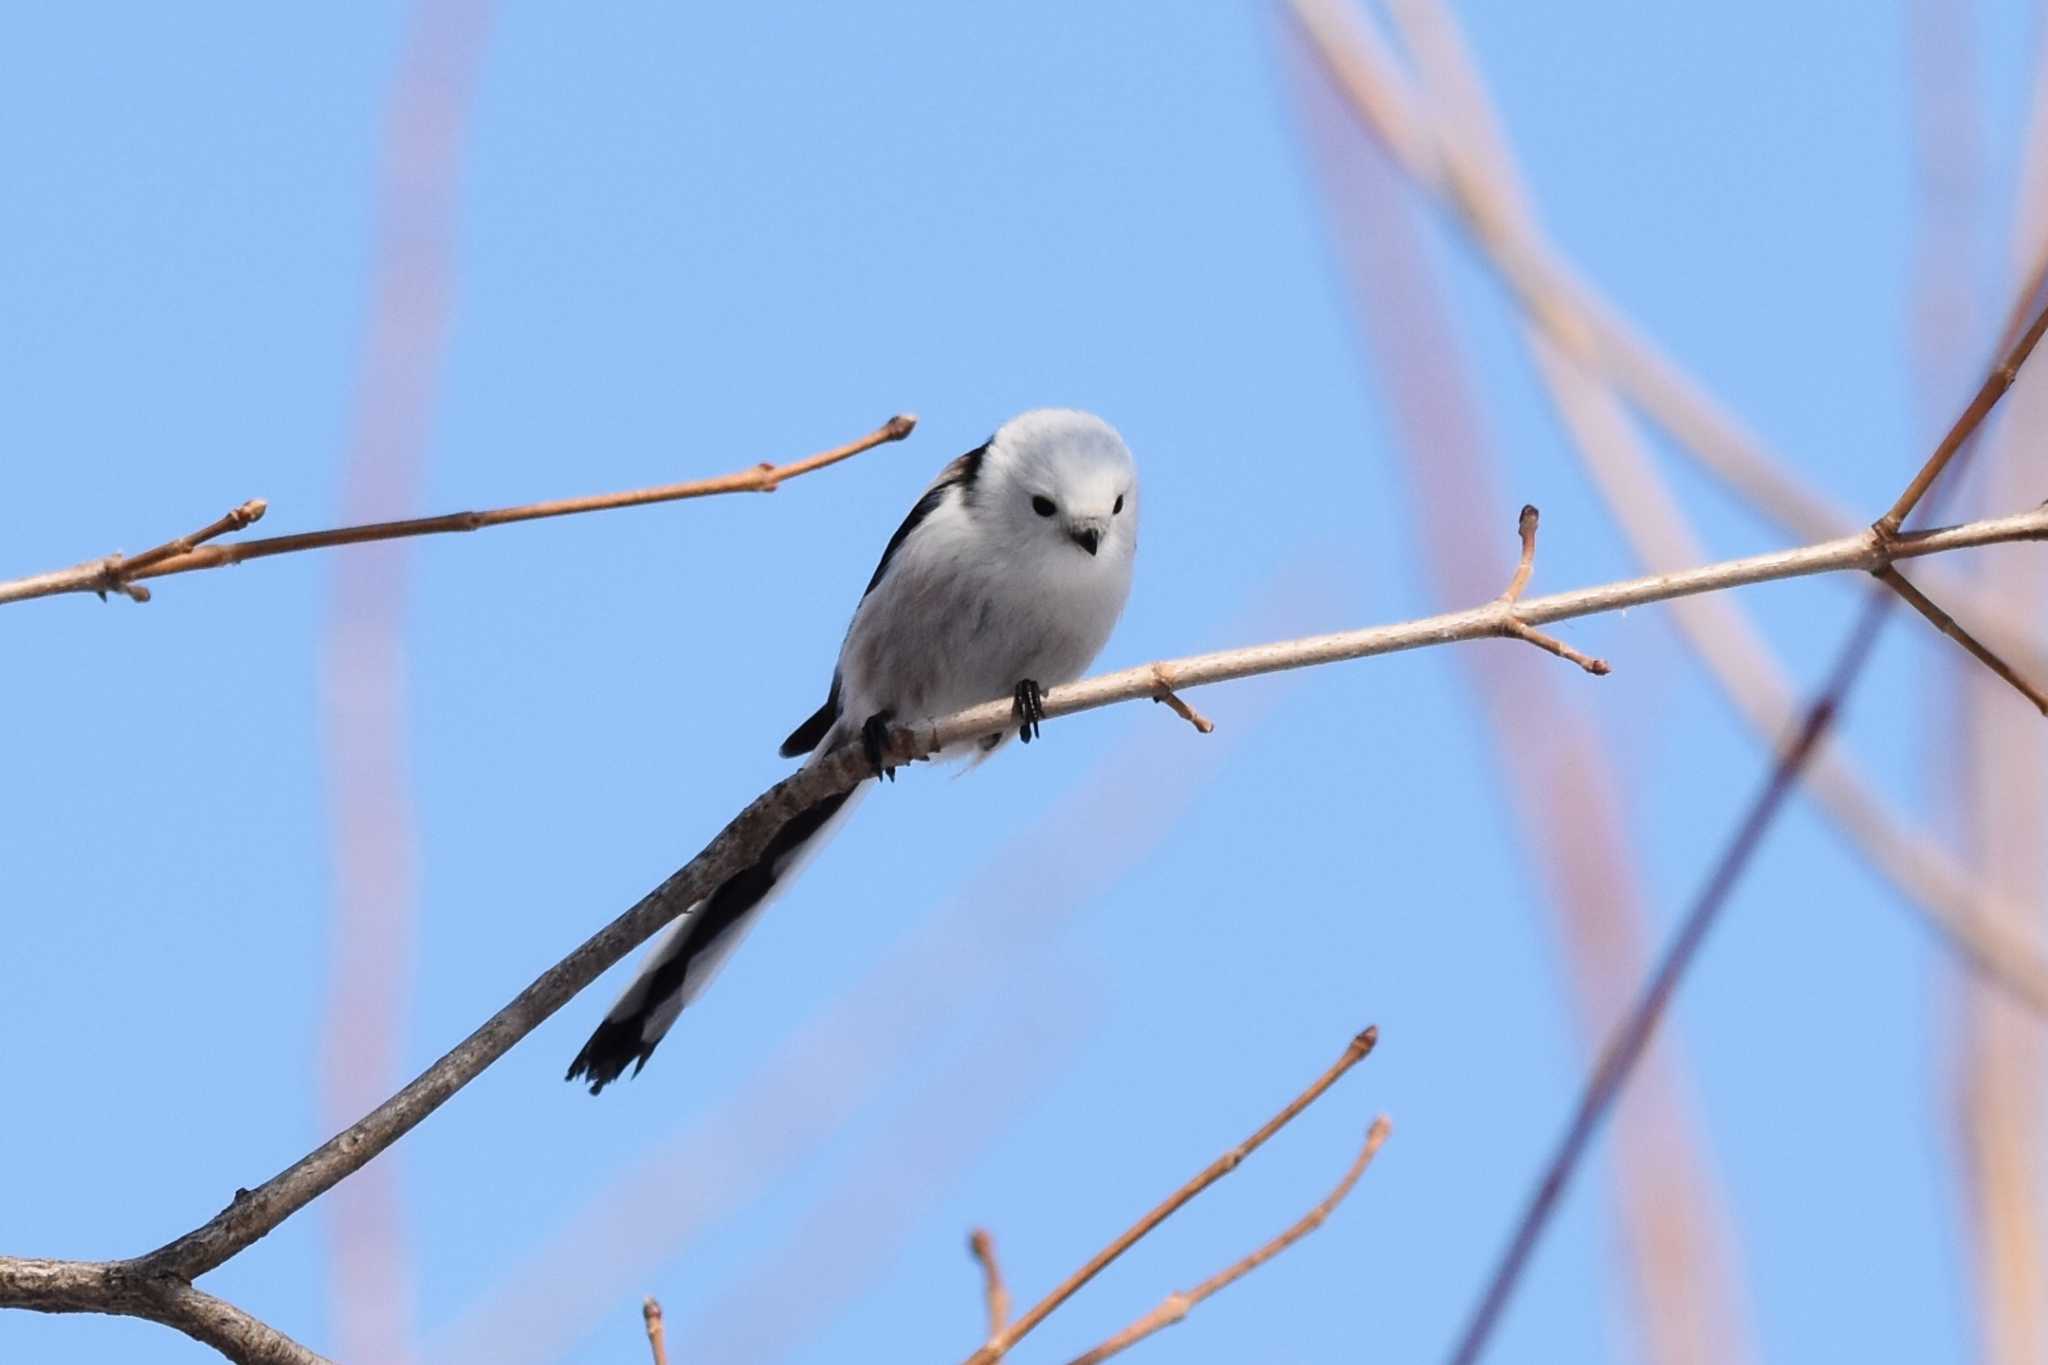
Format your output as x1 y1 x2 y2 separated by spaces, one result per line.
1070 527 1100 557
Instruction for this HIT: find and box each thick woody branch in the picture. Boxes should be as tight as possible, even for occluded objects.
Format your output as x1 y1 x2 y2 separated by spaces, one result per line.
0 416 915 607
1064 1116 1392 1365
6 500 2044 1354
0 1256 326 1365
964 1027 1379 1365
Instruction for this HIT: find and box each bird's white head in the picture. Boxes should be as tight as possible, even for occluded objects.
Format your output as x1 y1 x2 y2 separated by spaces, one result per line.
976 408 1138 566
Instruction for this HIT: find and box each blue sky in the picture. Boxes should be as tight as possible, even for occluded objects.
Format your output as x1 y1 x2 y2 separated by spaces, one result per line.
5 3 2045 1362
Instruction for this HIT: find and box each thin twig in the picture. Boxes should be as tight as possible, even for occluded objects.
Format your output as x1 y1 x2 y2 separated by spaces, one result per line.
1877 296 2048 536
1284 0 2048 686
1876 565 2048 716
1448 593 1891 1365
9 503 2048 1348
0 415 916 607
112 498 270 599
1065 1116 1392 1365
968 1229 1012 1338
1148 665 1216 733
965 1027 1379 1365
1493 506 1610 674
642 1296 668 1365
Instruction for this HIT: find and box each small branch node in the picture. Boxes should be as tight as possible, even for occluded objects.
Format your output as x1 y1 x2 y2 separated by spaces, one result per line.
1489 505 1610 675
1148 667 1215 733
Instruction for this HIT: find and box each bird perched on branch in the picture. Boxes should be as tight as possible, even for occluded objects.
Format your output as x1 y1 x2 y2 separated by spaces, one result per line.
568 409 1140 1093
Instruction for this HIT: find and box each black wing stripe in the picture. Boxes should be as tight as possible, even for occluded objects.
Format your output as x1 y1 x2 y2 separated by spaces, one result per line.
859 442 986 599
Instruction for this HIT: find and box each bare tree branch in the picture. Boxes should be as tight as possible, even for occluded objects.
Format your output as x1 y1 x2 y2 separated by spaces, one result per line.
0 415 916 607
964 1027 1380 1365
6 496 2047 1359
1063 1117 1392 1365
0 1257 328 1365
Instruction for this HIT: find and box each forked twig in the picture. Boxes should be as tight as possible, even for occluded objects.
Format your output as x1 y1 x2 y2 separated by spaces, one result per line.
1496 505 1610 675
1064 1116 1392 1365
0 415 915 607
963 1027 1378 1364
1877 301 2048 536
1149 665 1216 733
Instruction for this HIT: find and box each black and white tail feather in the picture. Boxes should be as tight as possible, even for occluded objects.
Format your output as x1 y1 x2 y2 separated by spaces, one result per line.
567 409 1139 1093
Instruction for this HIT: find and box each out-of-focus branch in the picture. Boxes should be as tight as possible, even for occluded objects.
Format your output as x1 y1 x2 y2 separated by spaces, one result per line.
1063 1117 1392 1365
963 1027 1380 1365
0 415 916 607
1285 0 2048 686
0 1256 327 1365
1287 28 1757 1359
1952 9 2048 1357
968 1230 1011 1338
1361 0 2048 1029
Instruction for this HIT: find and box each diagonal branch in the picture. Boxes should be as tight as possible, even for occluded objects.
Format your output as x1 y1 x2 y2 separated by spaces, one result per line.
1876 565 2048 716
0 1256 328 1365
0 414 916 607
1063 1116 1392 1365
1446 594 1889 1365
5 499 2046 1354
964 1027 1380 1364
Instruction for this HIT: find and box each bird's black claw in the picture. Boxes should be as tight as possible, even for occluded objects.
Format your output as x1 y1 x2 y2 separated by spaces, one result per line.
1014 678 1045 744
862 711 897 781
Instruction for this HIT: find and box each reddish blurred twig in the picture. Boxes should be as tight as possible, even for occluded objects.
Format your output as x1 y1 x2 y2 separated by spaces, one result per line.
1287 26 1757 1357
0 415 916 607
1284 0 2048 687
1447 195 2048 1365
963 1027 1378 1364
1064 1116 1391 1365
1346 0 2048 1021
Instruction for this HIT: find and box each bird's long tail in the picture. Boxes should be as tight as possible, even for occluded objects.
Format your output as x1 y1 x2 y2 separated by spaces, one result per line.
566 781 864 1094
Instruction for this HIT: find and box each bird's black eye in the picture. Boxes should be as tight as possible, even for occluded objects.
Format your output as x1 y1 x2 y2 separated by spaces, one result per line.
1113 494 1125 515
1031 495 1057 518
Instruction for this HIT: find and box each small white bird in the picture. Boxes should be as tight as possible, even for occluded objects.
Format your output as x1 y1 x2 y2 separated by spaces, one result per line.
568 409 1139 1092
